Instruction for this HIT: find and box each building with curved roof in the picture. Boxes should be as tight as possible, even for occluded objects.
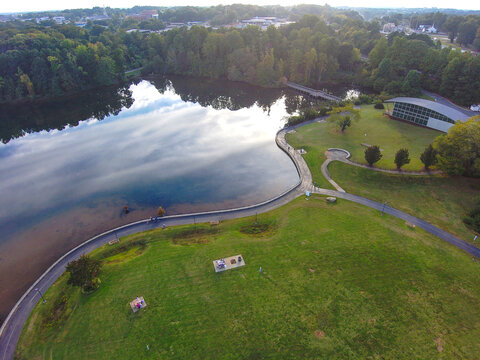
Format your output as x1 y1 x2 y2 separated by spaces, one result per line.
385 97 470 132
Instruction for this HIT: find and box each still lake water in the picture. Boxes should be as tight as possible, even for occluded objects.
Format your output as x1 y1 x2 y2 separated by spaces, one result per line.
0 76 358 320
0 77 302 320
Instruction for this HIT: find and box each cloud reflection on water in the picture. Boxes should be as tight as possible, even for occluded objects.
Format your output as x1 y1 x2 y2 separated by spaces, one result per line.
0 80 297 228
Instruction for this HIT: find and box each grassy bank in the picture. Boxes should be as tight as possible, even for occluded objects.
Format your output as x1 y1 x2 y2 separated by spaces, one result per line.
328 161 480 243
17 197 480 359
286 104 440 171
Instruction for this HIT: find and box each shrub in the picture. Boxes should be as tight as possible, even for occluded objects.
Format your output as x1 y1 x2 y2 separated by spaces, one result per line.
364 145 382 166
66 255 102 293
157 206 165 216
374 102 384 109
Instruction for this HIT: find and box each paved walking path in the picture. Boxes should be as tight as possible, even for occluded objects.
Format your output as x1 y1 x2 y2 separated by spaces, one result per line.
1 124 479 360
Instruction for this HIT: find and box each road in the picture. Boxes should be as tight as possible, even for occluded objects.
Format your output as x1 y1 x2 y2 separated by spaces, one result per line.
421 89 477 117
1 126 479 360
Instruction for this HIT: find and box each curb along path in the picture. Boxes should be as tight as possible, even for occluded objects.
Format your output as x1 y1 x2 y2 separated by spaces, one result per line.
1 126 479 360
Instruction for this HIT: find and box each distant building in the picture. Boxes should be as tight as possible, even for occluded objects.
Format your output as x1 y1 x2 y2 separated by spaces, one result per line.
36 16 50 23
86 15 110 22
128 10 159 21
239 17 291 30
382 23 396 33
418 24 437 34
52 16 66 24
385 97 469 132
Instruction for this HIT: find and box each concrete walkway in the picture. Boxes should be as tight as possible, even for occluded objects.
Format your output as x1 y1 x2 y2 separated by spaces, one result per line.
1 124 479 360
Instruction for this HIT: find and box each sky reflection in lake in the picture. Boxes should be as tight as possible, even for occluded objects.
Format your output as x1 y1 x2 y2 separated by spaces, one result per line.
0 79 298 318
0 81 296 225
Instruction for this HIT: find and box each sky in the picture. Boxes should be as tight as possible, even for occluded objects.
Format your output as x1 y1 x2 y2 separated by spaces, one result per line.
1 0 479 14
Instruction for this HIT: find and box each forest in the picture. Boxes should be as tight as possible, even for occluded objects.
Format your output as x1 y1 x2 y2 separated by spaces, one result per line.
0 4 479 106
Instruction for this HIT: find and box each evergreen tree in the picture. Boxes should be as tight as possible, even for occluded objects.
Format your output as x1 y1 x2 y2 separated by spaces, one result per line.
394 148 410 170
365 145 382 166
420 144 438 170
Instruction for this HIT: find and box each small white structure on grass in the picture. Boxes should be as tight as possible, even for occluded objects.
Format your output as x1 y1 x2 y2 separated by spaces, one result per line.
213 255 245 272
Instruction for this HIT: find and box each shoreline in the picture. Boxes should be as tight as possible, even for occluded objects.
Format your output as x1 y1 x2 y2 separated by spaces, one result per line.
0 128 305 360
2 123 480 360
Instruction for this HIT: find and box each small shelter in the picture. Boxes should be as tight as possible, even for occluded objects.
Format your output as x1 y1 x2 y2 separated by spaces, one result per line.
130 296 147 312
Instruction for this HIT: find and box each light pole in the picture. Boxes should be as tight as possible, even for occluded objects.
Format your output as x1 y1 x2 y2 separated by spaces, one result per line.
381 201 388 215
34 288 46 303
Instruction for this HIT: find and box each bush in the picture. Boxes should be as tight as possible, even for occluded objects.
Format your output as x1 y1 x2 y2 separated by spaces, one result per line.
374 102 384 109
358 94 373 105
42 291 70 328
286 106 330 127
157 206 165 216
364 145 382 166
66 255 102 293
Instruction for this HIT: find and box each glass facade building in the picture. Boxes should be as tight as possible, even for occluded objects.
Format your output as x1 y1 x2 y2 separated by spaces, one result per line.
386 97 469 132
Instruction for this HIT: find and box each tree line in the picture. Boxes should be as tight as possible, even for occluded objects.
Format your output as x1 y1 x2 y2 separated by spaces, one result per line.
0 11 372 102
367 32 480 105
0 7 479 106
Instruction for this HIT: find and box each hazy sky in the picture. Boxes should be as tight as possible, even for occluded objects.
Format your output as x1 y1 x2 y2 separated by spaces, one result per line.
1 0 479 14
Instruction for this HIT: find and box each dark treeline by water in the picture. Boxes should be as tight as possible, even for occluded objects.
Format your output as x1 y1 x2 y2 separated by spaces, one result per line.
0 85 134 144
150 76 285 112
1 75 325 145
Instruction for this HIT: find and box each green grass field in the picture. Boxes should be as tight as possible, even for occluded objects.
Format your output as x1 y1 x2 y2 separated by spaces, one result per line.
17 197 480 359
328 162 480 243
286 105 440 171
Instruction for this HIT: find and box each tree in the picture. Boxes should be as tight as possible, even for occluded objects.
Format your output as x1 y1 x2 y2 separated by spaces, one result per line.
364 145 382 166
401 70 421 96
434 117 480 177
157 206 166 217
337 115 351 132
420 144 438 170
327 103 360 133
66 255 102 292
444 16 462 43
394 148 410 170
368 37 388 68
457 21 478 46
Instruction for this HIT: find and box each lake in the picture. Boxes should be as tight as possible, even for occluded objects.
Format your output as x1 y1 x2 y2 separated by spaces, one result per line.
0 76 358 321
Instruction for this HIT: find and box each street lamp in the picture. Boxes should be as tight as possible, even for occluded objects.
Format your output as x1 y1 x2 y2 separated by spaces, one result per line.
381 201 388 215
34 288 46 304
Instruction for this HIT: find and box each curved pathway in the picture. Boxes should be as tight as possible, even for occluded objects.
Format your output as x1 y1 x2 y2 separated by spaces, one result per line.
1 126 479 360
325 148 442 175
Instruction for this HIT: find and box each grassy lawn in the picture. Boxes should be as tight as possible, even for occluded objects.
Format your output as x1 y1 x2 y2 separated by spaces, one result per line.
286 105 440 171
328 161 480 243
17 197 480 359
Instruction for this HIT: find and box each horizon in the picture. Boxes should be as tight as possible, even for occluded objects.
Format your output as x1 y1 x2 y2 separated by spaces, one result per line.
1 1 480 15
